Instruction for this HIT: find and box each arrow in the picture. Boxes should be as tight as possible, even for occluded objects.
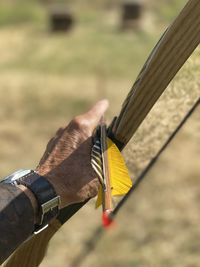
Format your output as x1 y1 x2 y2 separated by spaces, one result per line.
91 120 132 227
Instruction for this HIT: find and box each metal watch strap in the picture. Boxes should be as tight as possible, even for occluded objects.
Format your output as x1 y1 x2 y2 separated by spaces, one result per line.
17 171 60 233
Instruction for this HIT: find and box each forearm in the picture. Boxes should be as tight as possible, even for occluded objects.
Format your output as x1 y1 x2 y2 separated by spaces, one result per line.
0 99 108 264
0 184 34 264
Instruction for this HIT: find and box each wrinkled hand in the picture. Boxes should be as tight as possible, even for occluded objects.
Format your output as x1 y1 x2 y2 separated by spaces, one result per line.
36 100 109 209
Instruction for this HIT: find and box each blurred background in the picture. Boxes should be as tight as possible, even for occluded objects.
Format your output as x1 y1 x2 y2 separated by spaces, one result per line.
0 0 199 266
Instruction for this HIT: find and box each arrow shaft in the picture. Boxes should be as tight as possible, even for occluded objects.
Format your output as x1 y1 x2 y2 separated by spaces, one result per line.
100 123 113 211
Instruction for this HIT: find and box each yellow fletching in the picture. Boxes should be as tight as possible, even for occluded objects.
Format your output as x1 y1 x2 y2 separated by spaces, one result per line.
95 138 132 208
95 185 103 209
107 138 132 196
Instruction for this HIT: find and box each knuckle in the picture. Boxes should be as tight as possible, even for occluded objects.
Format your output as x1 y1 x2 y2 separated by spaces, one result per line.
72 116 89 130
72 116 82 127
46 137 56 150
56 127 64 136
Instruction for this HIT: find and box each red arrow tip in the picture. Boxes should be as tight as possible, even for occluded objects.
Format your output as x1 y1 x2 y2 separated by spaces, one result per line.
102 210 114 228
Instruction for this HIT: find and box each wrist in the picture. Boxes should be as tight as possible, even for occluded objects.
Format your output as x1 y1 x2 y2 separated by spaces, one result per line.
0 169 61 233
17 171 61 232
35 168 58 194
16 184 40 224
36 167 69 209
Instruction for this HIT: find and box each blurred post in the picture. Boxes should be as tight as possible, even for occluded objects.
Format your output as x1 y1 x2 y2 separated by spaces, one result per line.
121 0 143 30
48 4 74 33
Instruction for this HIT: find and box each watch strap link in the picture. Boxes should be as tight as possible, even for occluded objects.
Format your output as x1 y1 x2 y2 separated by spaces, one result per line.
17 171 60 233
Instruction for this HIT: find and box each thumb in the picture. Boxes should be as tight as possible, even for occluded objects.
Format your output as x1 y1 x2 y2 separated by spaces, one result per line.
80 99 109 132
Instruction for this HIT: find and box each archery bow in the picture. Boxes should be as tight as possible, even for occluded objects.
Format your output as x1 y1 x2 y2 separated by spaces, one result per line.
4 0 200 266
70 98 200 267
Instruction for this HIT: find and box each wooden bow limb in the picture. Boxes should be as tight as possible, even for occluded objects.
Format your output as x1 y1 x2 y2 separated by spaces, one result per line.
3 221 61 267
111 0 200 147
2 202 87 267
3 0 199 266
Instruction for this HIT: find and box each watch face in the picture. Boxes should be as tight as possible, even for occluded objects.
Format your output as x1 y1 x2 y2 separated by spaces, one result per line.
0 169 32 184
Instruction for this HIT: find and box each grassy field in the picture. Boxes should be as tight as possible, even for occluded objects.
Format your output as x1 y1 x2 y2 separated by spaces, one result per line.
0 0 199 266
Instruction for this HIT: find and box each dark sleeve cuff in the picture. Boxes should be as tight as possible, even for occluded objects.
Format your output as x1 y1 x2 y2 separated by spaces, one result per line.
0 184 34 264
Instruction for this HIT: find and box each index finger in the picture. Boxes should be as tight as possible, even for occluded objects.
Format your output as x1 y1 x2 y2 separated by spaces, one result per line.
81 99 109 131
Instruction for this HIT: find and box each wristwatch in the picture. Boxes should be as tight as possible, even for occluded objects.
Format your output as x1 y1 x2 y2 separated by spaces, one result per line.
0 169 61 234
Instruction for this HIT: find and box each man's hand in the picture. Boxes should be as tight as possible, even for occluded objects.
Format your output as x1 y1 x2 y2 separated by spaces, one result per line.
36 100 109 209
